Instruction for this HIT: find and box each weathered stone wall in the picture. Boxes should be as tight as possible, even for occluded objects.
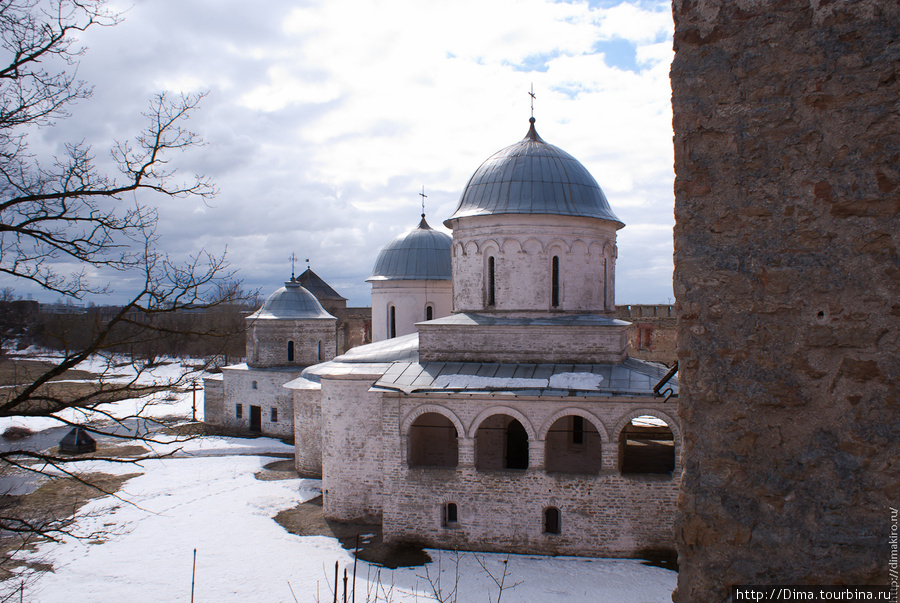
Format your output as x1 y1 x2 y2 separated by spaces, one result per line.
671 1 899 600
616 304 677 366
370 280 451 342
201 375 224 423
321 375 384 521
246 319 336 368
217 365 302 437
381 393 681 557
335 307 372 354
450 214 618 315
291 381 323 477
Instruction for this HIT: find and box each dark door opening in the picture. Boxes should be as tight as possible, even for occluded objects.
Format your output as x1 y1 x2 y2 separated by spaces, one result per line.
505 419 529 469
249 405 262 432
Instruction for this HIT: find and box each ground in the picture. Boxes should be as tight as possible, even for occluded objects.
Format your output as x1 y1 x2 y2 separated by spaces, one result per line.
0 350 677 602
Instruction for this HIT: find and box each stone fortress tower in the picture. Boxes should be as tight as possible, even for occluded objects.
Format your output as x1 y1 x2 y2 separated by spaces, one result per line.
367 213 452 341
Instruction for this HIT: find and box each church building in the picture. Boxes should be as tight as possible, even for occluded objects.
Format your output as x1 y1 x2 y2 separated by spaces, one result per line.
285 117 681 558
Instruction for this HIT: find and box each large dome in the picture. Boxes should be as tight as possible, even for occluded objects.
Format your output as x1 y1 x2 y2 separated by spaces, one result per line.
247 280 335 320
445 118 623 227
367 216 452 282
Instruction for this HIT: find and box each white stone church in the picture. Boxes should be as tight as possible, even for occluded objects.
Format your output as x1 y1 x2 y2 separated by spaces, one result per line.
205 118 680 558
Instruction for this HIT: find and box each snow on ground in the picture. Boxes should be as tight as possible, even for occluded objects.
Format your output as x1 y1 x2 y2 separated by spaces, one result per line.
16 444 676 602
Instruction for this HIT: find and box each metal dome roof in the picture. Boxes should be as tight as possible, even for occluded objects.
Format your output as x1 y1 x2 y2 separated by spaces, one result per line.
247 280 336 320
445 118 623 227
367 216 452 282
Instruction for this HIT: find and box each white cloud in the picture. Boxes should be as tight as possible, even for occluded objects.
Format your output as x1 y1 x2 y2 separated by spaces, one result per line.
7 0 676 307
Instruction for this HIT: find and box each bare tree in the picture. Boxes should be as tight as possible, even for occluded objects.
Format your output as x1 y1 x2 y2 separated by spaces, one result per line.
0 0 244 582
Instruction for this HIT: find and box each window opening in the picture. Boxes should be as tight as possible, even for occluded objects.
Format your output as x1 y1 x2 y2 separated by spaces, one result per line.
389 305 396 339
425 305 433 321
551 255 560 307
251 381 258 390
270 407 278 422
572 415 584 445
317 341 322 361
544 507 561 534
236 404 242 419
287 340 294 362
249 405 262 432
487 256 495 306
443 502 458 526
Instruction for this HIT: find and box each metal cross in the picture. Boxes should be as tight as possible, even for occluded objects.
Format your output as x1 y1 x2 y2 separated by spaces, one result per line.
529 83 536 118
289 252 297 279
419 186 427 217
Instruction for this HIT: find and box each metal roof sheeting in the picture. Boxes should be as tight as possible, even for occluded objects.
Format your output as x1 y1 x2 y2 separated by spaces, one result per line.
374 357 676 397
367 217 452 282
445 119 623 227
247 281 336 320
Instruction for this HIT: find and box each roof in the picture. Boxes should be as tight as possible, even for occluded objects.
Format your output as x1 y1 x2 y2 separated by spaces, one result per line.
296 267 347 302
247 280 336 320
296 333 420 384
423 312 631 328
367 216 452 282
374 357 677 398
445 118 623 227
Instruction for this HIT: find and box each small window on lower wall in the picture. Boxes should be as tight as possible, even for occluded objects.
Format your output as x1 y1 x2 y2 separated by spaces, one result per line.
442 502 458 527
544 506 560 534
270 407 278 422
236 404 243 419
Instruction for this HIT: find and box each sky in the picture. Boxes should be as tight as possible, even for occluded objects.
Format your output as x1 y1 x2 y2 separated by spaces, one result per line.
17 0 676 308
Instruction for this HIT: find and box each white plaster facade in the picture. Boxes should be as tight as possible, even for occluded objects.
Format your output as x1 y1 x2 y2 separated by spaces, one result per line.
370 280 451 341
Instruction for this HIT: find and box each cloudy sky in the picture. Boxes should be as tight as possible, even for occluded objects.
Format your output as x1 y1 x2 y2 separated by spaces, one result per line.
23 0 675 308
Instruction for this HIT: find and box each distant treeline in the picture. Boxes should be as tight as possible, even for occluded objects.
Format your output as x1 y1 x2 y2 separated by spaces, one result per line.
1 301 249 365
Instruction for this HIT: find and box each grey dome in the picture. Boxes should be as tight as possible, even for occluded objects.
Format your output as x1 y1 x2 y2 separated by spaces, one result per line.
367 217 452 282
445 119 623 227
247 281 336 320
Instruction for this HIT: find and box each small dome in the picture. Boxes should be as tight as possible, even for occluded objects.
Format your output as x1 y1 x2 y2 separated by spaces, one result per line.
445 119 623 227
247 281 336 320
367 216 452 282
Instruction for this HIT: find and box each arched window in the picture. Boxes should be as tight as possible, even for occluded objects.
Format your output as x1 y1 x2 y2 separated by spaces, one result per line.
388 305 396 339
408 413 458 467
545 415 602 474
287 341 294 362
475 415 528 471
317 341 322 361
487 256 495 306
619 416 675 475
544 507 561 534
443 502 458 526
551 255 560 308
251 381 258 390
425 304 433 321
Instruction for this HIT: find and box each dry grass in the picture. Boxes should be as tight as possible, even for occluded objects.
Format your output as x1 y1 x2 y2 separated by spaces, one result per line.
0 471 142 579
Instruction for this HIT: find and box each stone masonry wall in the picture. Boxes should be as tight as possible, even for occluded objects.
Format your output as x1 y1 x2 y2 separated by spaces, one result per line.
381 393 681 557
616 305 677 366
321 375 384 521
671 2 899 600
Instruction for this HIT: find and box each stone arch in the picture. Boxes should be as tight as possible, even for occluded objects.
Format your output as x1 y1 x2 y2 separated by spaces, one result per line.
401 404 466 438
615 408 681 476
480 239 501 256
570 239 589 256
522 237 544 254
589 241 605 257
538 408 609 442
612 408 681 445
464 240 479 256
546 238 570 255
467 406 537 440
501 238 523 254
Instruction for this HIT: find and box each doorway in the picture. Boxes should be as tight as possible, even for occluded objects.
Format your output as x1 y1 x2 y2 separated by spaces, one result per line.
249 405 262 432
